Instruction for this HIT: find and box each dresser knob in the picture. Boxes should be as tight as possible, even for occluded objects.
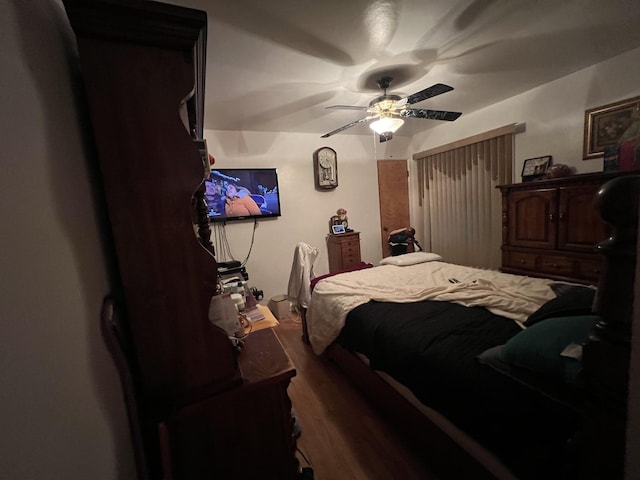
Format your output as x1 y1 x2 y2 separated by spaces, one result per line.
519 259 525 264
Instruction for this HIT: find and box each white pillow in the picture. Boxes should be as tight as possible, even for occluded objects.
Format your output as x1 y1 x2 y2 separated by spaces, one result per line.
379 252 443 266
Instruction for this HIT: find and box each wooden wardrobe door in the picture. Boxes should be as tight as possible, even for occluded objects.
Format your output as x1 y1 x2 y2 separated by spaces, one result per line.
558 185 608 251
507 189 558 249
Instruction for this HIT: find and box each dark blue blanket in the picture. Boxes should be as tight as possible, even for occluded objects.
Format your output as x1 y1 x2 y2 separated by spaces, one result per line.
337 300 581 480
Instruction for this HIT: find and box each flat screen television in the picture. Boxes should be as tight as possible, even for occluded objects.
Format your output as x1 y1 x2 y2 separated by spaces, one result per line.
204 168 281 222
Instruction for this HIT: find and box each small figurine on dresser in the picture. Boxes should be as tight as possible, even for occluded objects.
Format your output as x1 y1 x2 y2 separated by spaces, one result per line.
337 208 349 230
330 208 351 233
546 163 572 178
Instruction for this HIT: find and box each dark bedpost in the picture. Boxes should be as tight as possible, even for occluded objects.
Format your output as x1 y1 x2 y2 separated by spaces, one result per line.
193 186 215 256
580 175 640 479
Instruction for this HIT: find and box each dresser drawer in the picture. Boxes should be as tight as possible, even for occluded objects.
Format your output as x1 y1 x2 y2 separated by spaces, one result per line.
538 254 574 276
504 251 538 270
576 258 603 282
341 243 360 256
327 232 361 273
342 252 360 267
340 238 358 248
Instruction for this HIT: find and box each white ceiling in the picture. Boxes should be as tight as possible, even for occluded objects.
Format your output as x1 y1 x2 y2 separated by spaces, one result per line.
172 0 640 138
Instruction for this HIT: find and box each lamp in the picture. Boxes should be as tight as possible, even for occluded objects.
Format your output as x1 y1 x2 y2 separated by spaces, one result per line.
369 115 404 135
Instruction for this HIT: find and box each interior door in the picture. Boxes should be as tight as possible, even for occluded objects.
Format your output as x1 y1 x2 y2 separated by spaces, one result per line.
377 159 411 257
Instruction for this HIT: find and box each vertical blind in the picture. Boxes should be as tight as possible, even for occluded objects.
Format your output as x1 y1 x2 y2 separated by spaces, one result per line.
413 125 515 269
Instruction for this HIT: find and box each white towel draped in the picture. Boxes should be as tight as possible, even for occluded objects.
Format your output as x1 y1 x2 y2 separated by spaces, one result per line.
287 242 319 309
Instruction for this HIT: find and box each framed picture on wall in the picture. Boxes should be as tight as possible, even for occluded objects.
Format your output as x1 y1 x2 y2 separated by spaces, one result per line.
521 155 552 182
583 96 640 160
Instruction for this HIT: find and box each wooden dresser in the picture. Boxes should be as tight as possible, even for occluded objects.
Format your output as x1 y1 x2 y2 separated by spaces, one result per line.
498 171 636 284
328 231 361 273
159 328 297 479
63 1 298 478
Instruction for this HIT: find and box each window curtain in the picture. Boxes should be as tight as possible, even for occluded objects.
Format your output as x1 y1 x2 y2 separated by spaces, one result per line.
413 125 515 269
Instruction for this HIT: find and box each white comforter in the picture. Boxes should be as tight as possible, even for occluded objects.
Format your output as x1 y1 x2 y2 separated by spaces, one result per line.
306 261 557 354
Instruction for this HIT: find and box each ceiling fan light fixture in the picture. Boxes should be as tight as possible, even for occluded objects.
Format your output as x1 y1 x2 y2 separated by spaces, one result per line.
370 116 404 134
321 79 459 139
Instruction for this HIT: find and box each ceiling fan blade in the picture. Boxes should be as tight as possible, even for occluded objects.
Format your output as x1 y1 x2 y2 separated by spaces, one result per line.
400 108 462 121
321 116 375 138
405 83 454 105
325 105 368 111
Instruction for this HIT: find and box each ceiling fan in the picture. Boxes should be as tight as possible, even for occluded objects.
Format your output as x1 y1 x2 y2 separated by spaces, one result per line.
321 76 462 142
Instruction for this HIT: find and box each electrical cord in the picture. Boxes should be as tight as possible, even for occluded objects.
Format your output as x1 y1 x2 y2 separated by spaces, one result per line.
240 219 258 267
296 446 314 479
216 223 235 262
211 219 258 267
296 446 312 467
212 223 229 262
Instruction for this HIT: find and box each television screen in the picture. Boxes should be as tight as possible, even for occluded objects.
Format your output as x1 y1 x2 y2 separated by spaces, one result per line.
204 168 281 222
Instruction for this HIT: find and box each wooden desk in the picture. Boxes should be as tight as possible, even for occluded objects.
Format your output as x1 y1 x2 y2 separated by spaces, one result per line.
239 328 294 384
160 328 298 479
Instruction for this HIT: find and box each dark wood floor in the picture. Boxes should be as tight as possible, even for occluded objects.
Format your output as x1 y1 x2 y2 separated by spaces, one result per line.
274 315 440 480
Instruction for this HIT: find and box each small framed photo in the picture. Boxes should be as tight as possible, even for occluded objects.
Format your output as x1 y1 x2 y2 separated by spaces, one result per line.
583 96 640 160
521 155 552 182
331 224 346 235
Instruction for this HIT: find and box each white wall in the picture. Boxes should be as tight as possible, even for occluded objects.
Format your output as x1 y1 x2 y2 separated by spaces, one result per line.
409 46 640 179
204 130 409 304
0 1 135 479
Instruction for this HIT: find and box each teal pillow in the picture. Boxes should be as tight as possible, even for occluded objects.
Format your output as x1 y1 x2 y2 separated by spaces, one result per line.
501 315 599 384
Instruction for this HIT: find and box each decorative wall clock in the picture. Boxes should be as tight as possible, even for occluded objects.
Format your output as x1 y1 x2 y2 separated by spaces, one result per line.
313 146 338 189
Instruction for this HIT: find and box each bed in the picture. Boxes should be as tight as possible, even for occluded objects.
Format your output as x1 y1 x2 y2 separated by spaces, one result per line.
303 175 639 480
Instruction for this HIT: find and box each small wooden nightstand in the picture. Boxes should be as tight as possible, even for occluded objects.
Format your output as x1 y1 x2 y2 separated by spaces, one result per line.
327 231 361 273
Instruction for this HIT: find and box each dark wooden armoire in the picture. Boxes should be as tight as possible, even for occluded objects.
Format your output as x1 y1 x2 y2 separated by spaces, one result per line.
499 171 638 284
63 1 297 478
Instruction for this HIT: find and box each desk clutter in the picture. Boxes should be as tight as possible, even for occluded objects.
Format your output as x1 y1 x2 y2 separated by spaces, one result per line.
218 264 266 321
209 273 280 349
218 260 248 282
